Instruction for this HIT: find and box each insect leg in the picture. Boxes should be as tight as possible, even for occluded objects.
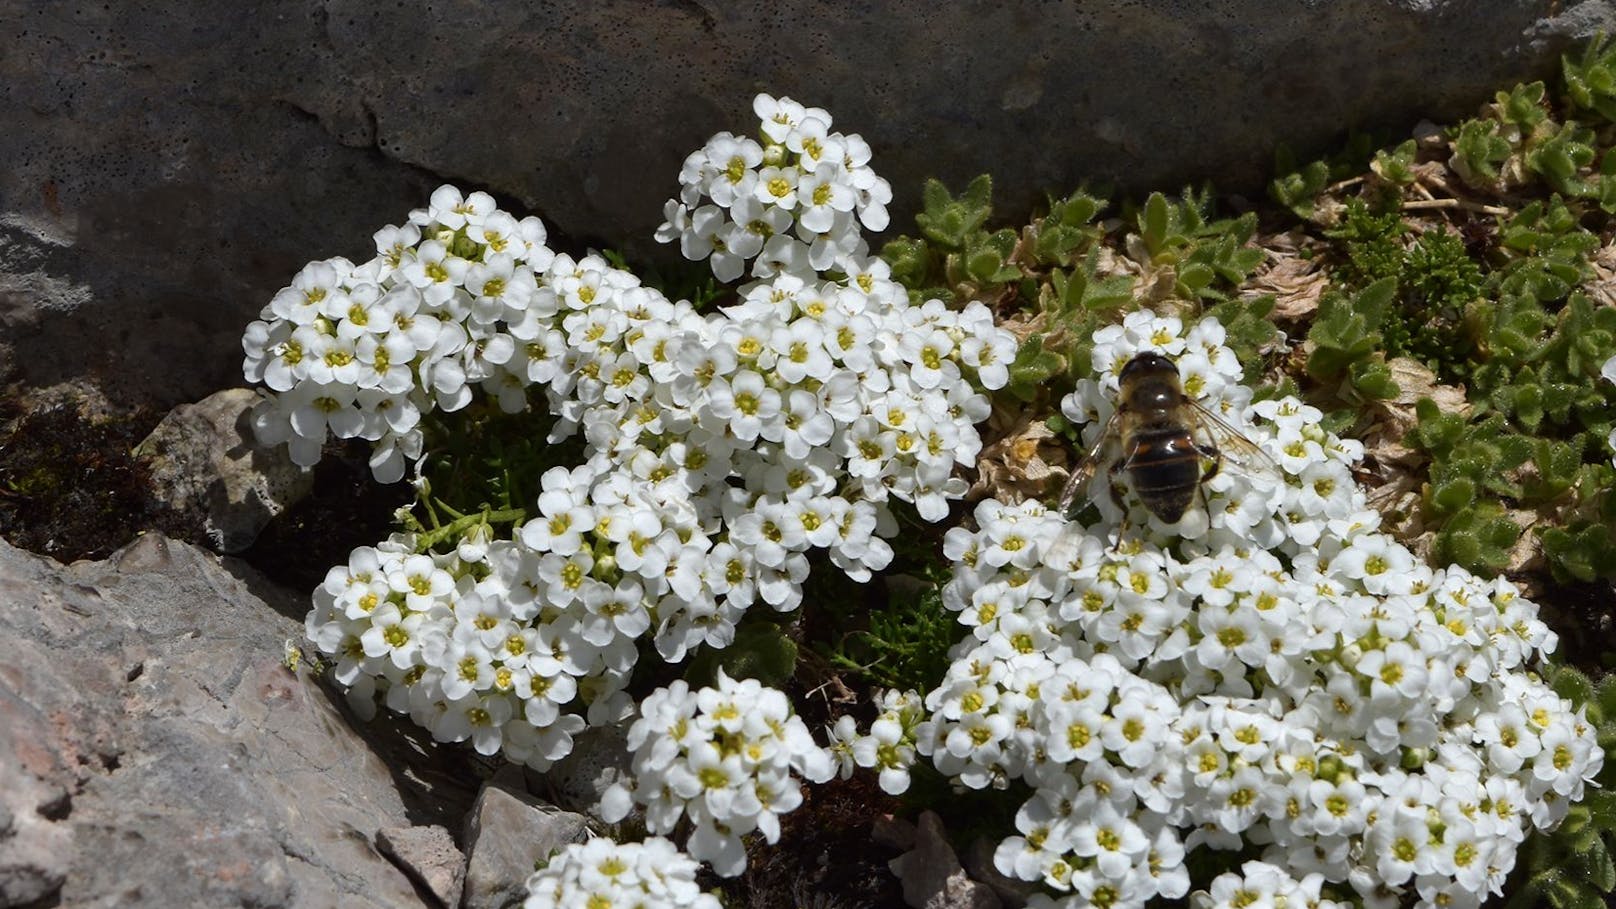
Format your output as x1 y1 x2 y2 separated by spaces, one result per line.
1197 444 1223 483
1106 458 1126 509
1106 459 1131 551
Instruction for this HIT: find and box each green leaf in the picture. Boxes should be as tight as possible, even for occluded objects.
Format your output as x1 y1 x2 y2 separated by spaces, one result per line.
1140 192 1170 255
1177 261 1215 293
1541 522 1616 583
1270 146 1332 220
686 620 799 688
1307 278 1396 378
1371 139 1419 185
1008 335 1068 400
915 176 994 249
1551 664 1597 707
1563 33 1616 125
880 236 932 286
1501 81 1550 132
1349 359 1400 400
1588 836 1616 894
1452 119 1512 188
1431 477 1477 514
1548 876 1603 909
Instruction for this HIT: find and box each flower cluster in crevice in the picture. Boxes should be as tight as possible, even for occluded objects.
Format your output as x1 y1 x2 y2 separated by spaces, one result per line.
253 96 1017 888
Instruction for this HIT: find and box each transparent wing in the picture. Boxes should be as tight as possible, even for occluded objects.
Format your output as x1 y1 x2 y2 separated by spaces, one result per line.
1187 399 1278 476
1057 411 1120 517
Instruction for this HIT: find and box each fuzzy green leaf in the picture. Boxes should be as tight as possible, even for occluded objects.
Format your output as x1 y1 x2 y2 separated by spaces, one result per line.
1501 81 1550 132
881 236 932 287
1008 335 1069 400
1563 34 1616 124
1307 278 1396 378
686 620 798 688
1349 359 1400 400
1430 477 1477 514
1142 192 1170 254
1588 836 1616 894
1452 119 1512 188
1551 664 1597 707
1270 148 1331 220
1541 522 1616 583
916 176 994 249
1371 139 1419 185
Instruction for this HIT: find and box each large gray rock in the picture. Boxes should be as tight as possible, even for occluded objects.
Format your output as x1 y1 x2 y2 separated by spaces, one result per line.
2 1 1612 412
134 388 315 553
0 532 479 908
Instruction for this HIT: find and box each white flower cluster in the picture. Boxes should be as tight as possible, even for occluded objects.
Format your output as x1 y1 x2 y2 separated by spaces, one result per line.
1603 352 1616 464
522 836 719 909
600 671 834 877
826 687 925 795
917 312 1603 909
244 186 554 482
306 534 623 767
657 94 893 283
272 96 1020 772
1189 861 1351 909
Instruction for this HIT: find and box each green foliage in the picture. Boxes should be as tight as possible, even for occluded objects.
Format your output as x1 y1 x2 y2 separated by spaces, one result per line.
1563 33 1616 124
401 401 584 552
1494 197 1598 304
881 175 1021 305
1371 139 1419 186
1527 119 1600 198
820 563 957 692
1305 278 1399 401
1127 187 1265 302
1006 333 1069 401
916 174 995 250
882 175 1274 408
1451 118 1513 188
1274 40 1616 583
1203 294 1280 380
1505 664 1616 909
1327 198 1405 287
1499 81 1551 134
1321 200 1484 376
1269 132 1381 221
686 619 800 688
1269 150 1330 221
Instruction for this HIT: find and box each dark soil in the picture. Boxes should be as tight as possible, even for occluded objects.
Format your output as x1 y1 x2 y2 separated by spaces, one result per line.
238 438 413 594
0 393 410 598
0 400 191 561
718 773 909 909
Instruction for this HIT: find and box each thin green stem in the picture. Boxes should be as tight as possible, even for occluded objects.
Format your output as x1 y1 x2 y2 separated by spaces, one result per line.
416 507 527 551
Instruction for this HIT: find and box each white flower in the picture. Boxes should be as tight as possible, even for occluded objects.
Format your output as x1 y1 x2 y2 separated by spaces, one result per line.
523 836 720 909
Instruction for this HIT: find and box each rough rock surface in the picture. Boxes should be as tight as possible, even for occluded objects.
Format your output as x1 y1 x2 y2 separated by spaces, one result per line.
4 1 1614 412
377 825 466 909
0 532 481 908
134 387 315 553
462 766 592 909
889 811 1002 909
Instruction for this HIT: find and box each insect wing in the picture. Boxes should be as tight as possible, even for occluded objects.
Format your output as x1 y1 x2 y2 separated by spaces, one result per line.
1058 410 1120 517
1187 399 1278 476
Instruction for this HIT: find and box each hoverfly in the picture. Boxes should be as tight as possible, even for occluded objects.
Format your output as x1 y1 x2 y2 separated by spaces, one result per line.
1057 352 1275 525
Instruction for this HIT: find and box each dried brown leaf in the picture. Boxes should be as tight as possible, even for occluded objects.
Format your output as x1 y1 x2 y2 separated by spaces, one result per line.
970 404 1067 505
1246 249 1328 322
1370 357 1470 442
